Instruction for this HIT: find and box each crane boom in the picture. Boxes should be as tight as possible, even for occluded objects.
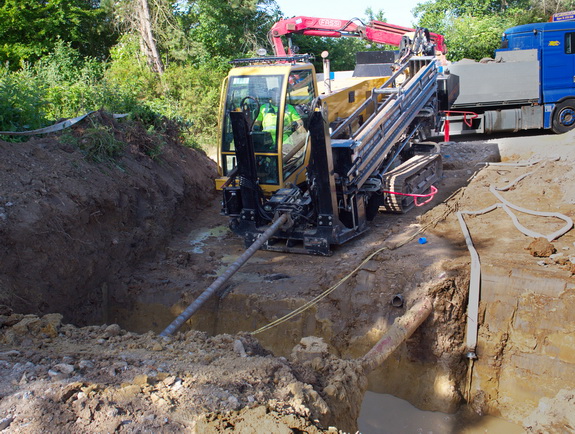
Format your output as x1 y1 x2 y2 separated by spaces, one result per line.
270 16 447 56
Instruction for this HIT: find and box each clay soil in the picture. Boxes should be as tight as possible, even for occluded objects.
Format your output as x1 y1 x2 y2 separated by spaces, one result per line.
1 113 574 432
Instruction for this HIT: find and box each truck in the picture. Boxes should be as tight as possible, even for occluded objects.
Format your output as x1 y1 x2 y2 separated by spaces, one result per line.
214 17 454 255
445 17 575 135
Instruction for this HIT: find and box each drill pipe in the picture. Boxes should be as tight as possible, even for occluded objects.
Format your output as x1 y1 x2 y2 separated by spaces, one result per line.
360 297 433 373
159 213 289 337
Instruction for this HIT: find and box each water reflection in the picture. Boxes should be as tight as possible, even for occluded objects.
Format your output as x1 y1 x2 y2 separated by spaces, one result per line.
359 392 523 433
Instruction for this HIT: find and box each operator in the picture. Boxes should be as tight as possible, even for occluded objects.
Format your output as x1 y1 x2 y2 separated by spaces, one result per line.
254 88 303 149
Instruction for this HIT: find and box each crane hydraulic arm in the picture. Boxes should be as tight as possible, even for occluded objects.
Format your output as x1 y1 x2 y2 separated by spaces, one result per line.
270 16 447 56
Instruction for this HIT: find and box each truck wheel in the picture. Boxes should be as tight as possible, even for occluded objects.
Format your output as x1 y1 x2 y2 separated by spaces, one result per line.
552 99 575 133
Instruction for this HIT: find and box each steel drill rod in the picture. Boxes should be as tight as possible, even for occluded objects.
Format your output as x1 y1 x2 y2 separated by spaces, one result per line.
360 297 433 373
159 213 289 337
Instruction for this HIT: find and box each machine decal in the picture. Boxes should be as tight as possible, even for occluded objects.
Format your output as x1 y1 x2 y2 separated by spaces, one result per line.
318 19 342 28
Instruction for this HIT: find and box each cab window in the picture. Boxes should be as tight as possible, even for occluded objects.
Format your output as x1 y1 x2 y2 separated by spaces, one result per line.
222 75 283 155
283 70 315 180
565 32 575 54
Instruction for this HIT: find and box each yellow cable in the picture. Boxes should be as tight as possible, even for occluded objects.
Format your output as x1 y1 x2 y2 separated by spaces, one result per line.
250 224 429 335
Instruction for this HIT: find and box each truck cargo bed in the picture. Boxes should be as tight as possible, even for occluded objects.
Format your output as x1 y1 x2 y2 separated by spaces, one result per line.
449 49 540 108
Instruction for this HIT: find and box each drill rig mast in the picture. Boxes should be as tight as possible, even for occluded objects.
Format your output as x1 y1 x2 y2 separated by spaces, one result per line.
216 17 453 255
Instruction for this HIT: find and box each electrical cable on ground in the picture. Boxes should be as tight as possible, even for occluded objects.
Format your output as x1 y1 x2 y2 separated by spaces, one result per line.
250 219 434 335
251 244 388 335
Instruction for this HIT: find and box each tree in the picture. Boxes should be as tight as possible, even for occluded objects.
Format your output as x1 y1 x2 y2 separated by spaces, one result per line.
0 0 118 68
113 0 166 73
528 0 575 21
181 0 281 64
445 15 511 60
413 0 535 60
138 0 164 73
414 0 575 61
112 0 281 70
364 7 387 23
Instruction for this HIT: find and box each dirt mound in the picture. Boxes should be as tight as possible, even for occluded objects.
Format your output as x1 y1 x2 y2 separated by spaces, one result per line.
0 111 217 325
525 237 556 257
0 309 331 432
1 305 386 432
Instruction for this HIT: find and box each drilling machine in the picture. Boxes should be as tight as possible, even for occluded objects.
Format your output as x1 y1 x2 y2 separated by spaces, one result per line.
215 16 455 255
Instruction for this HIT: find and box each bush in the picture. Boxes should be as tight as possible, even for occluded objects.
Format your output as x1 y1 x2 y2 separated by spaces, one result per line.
444 15 514 61
62 122 125 163
0 38 229 153
0 65 47 132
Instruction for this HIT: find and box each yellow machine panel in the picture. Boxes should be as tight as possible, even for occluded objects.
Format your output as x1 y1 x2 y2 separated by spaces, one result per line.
320 76 389 125
215 59 391 195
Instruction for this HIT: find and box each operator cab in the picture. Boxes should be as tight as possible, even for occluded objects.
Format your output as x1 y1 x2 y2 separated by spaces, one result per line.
216 60 317 195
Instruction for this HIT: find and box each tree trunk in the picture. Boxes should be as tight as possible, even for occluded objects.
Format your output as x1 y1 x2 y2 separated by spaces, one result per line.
138 0 164 74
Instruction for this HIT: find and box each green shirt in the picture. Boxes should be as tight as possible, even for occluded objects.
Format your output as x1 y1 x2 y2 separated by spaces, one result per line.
256 103 301 144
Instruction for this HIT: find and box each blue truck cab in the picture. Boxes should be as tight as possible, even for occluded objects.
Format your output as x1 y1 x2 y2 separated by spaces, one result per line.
500 20 575 132
448 18 575 134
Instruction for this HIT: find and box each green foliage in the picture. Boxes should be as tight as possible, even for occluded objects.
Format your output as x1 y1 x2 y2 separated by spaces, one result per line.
529 0 575 22
0 41 225 152
178 0 281 65
415 0 531 32
30 41 138 120
0 65 47 132
63 123 126 163
105 36 160 98
161 63 227 149
103 35 227 149
443 14 513 60
364 7 387 22
413 0 575 60
0 0 117 68
112 0 280 68
413 0 530 60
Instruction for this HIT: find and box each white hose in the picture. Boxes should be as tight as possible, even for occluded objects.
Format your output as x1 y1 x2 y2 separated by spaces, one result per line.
457 161 573 358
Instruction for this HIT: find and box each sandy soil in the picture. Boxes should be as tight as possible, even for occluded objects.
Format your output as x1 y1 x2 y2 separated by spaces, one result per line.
1 113 574 432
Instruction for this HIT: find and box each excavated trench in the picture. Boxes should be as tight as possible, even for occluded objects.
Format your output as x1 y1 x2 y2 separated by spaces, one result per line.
102 196 524 432
105 134 575 430
2 126 575 432
93 139 495 428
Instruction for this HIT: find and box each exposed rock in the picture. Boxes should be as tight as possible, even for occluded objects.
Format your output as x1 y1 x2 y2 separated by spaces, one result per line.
103 324 121 338
291 337 329 363
526 237 557 257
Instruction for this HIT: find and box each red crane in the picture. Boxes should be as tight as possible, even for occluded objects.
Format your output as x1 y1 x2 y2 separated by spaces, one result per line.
269 16 446 56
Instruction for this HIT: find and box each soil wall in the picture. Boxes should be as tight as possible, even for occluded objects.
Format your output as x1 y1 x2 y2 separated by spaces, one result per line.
0 114 218 325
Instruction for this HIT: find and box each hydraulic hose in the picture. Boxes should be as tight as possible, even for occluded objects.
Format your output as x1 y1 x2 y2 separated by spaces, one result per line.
159 213 289 337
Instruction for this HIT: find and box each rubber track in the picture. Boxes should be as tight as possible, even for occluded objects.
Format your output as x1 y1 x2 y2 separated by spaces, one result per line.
380 153 442 213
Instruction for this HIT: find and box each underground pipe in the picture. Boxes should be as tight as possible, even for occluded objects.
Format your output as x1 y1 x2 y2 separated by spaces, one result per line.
360 297 433 373
391 294 404 308
159 213 290 337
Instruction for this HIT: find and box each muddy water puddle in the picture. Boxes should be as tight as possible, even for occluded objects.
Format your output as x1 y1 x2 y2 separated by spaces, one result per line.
359 392 523 433
186 225 228 253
